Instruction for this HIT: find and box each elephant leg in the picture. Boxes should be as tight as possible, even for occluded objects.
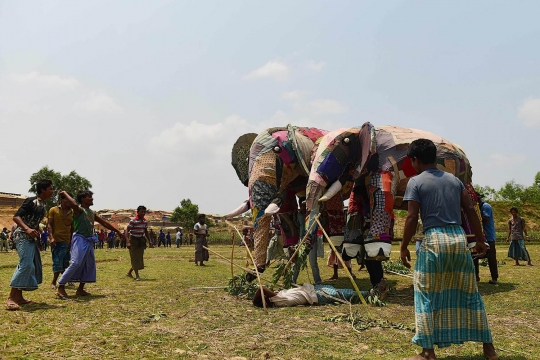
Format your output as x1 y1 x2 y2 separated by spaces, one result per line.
253 215 272 269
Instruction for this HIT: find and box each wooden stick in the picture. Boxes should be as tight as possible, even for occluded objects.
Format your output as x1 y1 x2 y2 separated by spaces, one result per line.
231 232 236 286
384 269 413 278
275 214 321 284
233 226 267 313
316 218 367 306
203 246 255 274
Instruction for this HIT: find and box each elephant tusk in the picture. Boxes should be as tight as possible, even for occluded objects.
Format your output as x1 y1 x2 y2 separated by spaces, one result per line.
264 203 280 215
224 200 250 218
319 180 342 202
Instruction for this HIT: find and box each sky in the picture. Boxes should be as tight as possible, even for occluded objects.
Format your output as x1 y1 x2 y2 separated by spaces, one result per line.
1 1 539 214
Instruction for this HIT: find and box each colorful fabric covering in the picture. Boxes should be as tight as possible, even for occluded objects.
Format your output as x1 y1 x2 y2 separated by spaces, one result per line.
128 216 148 237
48 206 74 243
247 126 327 268
508 239 530 261
74 208 95 237
51 241 71 273
372 125 471 210
10 237 42 290
58 233 97 285
413 225 492 349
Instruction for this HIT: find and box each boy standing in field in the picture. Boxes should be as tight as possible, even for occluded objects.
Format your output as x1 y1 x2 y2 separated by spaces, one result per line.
56 190 126 299
126 206 152 281
7 179 54 310
47 193 74 289
507 207 532 266
193 214 209 266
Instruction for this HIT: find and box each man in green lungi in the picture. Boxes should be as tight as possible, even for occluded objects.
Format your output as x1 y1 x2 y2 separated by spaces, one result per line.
400 139 498 360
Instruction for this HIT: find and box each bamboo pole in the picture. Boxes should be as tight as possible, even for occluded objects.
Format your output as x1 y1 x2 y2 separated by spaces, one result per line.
274 213 321 284
230 232 236 286
316 218 367 306
232 226 267 313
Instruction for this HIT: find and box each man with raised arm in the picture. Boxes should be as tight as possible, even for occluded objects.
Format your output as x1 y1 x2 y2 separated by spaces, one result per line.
56 190 126 299
7 179 54 310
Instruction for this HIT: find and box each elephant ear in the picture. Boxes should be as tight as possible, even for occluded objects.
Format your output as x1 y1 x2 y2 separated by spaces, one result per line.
352 122 376 180
232 133 257 187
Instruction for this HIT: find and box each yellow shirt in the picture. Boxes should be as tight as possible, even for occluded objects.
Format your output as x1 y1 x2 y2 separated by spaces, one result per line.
48 206 73 243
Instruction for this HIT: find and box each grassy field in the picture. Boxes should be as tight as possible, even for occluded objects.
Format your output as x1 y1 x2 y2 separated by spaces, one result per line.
0 243 538 359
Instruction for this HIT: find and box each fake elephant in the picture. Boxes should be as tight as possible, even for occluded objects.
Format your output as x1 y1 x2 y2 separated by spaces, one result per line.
227 125 328 272
305 123 474 287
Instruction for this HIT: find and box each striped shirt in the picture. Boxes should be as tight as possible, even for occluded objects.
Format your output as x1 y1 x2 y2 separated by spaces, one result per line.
128 216 147 237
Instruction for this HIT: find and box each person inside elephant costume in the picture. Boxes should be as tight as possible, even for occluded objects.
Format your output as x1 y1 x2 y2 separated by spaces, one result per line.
227 126 328 278
304 122 475 289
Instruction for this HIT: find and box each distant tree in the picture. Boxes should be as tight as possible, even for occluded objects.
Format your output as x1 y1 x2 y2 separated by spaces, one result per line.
170 199 199 228
29 166 92 210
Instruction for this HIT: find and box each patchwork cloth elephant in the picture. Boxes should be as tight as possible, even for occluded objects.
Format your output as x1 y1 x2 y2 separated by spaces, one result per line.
227 125 328 271
304 123 476 287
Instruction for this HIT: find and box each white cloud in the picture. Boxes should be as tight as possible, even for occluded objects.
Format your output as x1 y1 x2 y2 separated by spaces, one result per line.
485 153 526 169
301 99 347 115
518 97 540 127
9 72 79 88
147 115 258 156
281 90 303 101
243 60 290 82
73 92 123 113
307 60 325 72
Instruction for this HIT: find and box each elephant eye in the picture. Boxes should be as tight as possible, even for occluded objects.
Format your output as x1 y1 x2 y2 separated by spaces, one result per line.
343 137 351 145
272 146 282 153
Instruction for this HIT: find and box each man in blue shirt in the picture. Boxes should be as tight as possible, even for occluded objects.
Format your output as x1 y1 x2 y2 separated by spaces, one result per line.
474 195 498 284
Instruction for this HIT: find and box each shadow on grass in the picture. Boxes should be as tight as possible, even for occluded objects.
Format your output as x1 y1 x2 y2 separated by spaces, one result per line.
18 302 66 312
441 356 526 360
72 294 107 302
389 283 415 306
478 281 518 296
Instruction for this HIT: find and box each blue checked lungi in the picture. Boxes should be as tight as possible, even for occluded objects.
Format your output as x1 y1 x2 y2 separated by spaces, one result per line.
10 230 42 291
508 239 530 261
413 225 492 348
314 285 367 305
51 241 71 273
58 234 97 285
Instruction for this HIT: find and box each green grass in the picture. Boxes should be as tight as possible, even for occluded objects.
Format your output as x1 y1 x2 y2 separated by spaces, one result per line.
0 243 538 359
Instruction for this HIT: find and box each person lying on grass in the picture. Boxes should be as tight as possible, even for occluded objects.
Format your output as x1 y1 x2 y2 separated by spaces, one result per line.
252 280 388 308
55 190 126 299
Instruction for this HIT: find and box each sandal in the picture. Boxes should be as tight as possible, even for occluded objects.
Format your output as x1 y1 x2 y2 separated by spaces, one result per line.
56 292 69 300
126 273 134 279
75 290 91 296
6 298 20 311
19 299 35 305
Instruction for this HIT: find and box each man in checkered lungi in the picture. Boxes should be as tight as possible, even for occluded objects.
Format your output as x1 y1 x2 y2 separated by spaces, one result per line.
400 139 498 360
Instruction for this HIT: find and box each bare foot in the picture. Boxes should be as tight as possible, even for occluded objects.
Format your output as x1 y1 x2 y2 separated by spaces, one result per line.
326 276 338 281
527 263 533 266
6 298 20 311
50 284 57 290
19 298 35 305
483 343 498 359
126 273 134 279
75 290 91 296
